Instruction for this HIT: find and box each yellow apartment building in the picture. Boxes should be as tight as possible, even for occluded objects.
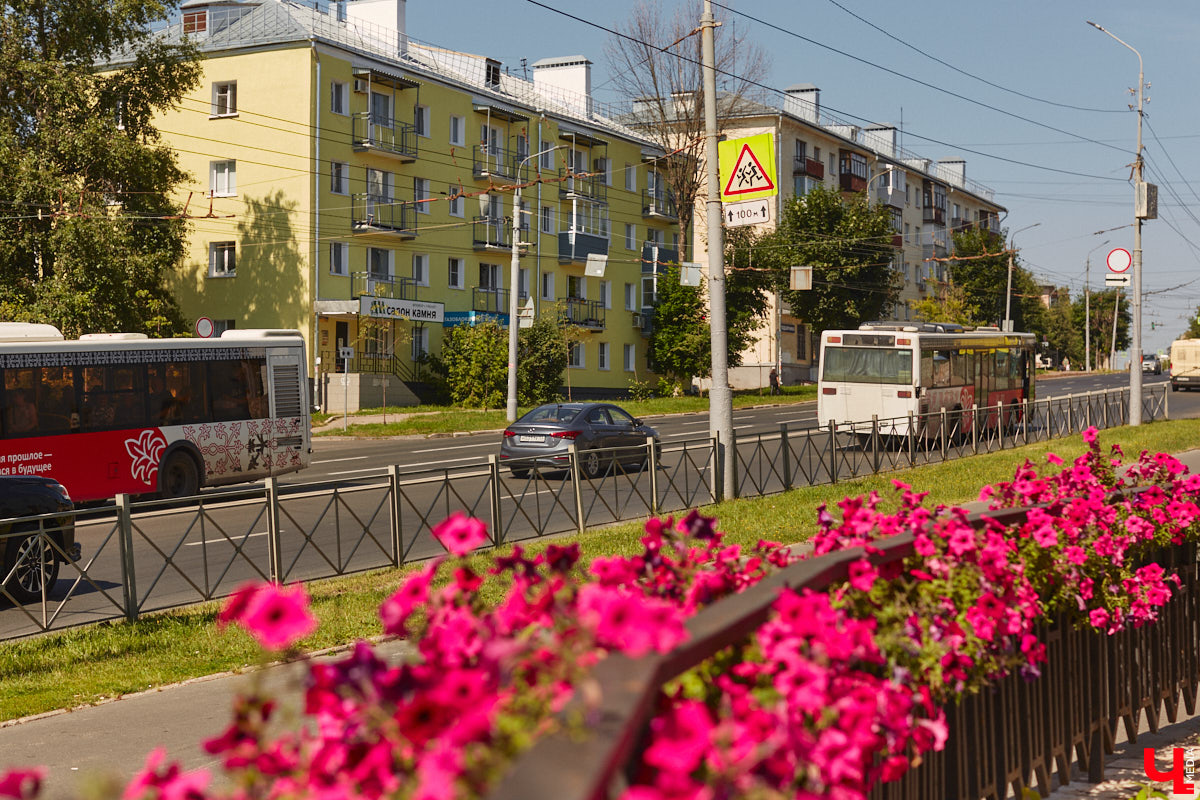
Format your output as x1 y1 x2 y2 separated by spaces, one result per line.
119 0 680 409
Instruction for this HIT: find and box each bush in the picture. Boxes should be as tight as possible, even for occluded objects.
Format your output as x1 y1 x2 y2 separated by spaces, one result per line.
438 321 507 408
627 377 655 402
517 317 569 406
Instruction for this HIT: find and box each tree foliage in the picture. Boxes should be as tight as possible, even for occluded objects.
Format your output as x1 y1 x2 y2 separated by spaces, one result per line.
911 281 974 326
1072 288 1130 369
605 0 769 250
516 316 570 406
436 321 508 408
1182 307 1200 340
743 185 899 335
647 265 710 389
946 227 1046 337
0 0 200 336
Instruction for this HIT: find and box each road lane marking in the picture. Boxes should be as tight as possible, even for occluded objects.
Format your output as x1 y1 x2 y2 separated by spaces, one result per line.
312 456 369 465
186 531 268 546
412 443 490 453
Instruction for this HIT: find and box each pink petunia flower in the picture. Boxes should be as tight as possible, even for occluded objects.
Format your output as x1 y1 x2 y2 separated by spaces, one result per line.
123 748 211 800
1082 426 1099 445
0 769 44 800
431 513 489 556
847 559 878 592
379 560 439 635
220 582 318 651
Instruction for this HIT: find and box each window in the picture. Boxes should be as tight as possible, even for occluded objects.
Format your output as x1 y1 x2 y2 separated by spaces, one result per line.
411 326 429 360
209 160 236 197
517 198 530 232
414 105 430 137
519 267 529 299
569 342 584 369
367 168 392 201
330 81 348 115
213 319 236 336
330 161 348 195
414 178 430 214
412 253 429 286
209 242 236 277
449 114 465 146
540 145 555 170
625 163 635 192
516 134 529 163
183 9 206 34
567 275 586 300
623 343 636 372
479 262 502 290
330 242 349 276
599 280 611 309
368 247 392 279
212 81 236 116
447 184 463 218
448 257 464 289
624 223 636 250
597 157 612 185
541 271 555 301
598 342 610 371
624 282 636 311
541 206 555 234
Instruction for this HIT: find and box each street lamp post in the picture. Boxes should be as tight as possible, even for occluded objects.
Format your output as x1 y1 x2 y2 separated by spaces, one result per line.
1003 222 1040 332
506 145 563 423
1088 19 1146 425
1084 238 1110 372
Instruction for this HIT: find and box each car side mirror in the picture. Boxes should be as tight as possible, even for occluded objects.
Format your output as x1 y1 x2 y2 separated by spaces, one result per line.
632 418 643 426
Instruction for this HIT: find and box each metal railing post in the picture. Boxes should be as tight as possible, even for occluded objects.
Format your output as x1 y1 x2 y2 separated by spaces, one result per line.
1022 399 1029 446
488 455 504 545
907 412 916 467
939 408 948 461
871 415 881 474
646 436 659 516
971 404 979 454
115 493 137 623
731 428 740 500
1085 390 1093 428
1164 384 1170 420
1066 394 1073 433
1045 397 1053 440
266 476 283 583
779 423 792 489
828 421 838 484
388 465 403 566
569 443 585 534
997 401 1005 450
1102 390 1109 430
711 435 723 503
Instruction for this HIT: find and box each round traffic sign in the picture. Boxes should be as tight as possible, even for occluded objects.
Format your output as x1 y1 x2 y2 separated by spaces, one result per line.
1106 248 1132 273
195 316 214 338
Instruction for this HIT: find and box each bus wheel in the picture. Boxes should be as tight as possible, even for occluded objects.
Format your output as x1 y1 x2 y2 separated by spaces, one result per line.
3 525 59 604
160 451 200 499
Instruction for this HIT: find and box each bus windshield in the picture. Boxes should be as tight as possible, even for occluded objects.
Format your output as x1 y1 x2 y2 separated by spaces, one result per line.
822 346 913 385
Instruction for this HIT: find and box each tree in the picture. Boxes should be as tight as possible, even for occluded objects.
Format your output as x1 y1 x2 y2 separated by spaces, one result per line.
746 185 899 337
648 264 710 389
911 281 975 326
946 227 1046 337
1182 307 1200 340
436 321 508 408
1073 288 1130 370
516 317 570 406
605 0 769 252
0 0 200 337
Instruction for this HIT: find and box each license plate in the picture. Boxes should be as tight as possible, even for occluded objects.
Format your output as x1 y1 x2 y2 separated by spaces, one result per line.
519 435 545 443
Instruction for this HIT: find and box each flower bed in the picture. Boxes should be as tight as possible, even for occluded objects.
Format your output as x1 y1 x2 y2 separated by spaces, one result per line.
3 429 1198 800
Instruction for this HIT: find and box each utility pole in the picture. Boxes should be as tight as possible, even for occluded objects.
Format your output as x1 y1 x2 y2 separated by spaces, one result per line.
1084 239 1109 372
1003 222 1040 333
1089 20 1147 425
700 0 734 499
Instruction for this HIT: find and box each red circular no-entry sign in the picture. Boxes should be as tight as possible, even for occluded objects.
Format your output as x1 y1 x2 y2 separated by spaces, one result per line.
1107 248 1132 273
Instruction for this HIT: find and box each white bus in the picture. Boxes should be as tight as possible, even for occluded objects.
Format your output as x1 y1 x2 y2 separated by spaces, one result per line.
818 323 1036 436
0 324 311 501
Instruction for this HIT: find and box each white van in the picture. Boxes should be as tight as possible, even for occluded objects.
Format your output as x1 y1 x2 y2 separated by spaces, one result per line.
1169 339 1200 391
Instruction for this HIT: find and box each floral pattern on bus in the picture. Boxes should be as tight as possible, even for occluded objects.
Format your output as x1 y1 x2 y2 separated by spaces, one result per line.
125 429 168 484
185 422 248 479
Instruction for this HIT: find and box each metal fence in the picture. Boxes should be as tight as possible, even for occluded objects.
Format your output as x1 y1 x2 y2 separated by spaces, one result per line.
0 385 1169 640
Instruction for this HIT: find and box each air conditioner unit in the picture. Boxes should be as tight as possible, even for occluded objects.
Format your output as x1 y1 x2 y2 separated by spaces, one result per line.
353 78 369 94
631 313 643 327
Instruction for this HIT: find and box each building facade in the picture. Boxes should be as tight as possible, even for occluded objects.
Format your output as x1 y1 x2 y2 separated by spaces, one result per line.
124 0 680 408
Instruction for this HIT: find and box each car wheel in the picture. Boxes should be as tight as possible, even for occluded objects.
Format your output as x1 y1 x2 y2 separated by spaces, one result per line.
160 451 200 499
581 449 605 479
3 525 60 604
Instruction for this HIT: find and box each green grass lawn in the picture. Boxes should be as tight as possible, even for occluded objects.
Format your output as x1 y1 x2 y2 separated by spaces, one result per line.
313 385 818 438
3 418 1198 721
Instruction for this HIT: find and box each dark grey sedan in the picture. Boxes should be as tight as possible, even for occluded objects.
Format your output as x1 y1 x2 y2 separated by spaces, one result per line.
499 402 660 478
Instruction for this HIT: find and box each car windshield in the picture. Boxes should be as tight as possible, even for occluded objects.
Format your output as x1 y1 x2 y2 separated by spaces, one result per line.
517 405 582 425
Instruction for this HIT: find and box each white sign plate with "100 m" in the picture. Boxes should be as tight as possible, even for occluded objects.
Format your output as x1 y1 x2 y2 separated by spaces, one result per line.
723 199 773 227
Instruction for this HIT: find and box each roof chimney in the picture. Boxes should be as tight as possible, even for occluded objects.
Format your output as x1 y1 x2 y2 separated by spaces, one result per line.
783 83 819 124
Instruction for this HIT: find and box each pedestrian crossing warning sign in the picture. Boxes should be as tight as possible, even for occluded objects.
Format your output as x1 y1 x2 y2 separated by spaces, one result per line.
718 133 777 203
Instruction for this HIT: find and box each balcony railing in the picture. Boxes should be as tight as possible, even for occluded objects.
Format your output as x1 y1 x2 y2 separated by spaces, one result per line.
558 297 605 330
473 287 510 314
351 194 417 237
839 172 867 193
558 169 607 202
875 184 904 209
803 157 824 180
923 204 946 225
473 145 522 180
641 189 678 220
558 230 609 264
351 113 418 161
352 272 418 300
472 216 514 250
641 242 679 272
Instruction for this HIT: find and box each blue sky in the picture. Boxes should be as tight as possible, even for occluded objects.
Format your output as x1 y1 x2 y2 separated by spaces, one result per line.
407 0 1200 353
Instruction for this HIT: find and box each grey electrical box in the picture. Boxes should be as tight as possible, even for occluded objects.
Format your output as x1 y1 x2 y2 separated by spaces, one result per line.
1137 182 1158 220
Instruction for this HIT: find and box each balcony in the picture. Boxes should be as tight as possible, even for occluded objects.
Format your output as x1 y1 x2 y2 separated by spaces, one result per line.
558 297 606 331
803 157 824 180
875 184 904 209
351 194 417 238
891 234 903 249
558 230 609 264
473 145 522 181
923 205 946 225
641 189 678 220
352 272 418 300
641 242 679 272
558 169 607 202
472 216 521 251
351 113 417 161
792 155 807 175
472 287 510 314
950 216 972 233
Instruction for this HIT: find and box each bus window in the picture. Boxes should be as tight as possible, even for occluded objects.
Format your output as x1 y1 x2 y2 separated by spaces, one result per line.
1010 348 1023 381
3 368 38 437
994 349 1010 391
38 366 76 435
931 351 951 387
210 358 266 422
953 351 971 385
822 347 912 385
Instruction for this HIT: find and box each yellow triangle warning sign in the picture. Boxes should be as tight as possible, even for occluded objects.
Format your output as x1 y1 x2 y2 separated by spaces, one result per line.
718 133 778 203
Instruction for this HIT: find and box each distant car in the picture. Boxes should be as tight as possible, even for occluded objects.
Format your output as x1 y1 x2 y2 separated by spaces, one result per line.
500 402 660 478
1 476 78 604
1143 354 1162 375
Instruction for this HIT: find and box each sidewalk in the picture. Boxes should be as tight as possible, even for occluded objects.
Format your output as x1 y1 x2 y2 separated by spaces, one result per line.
2 447 1196 800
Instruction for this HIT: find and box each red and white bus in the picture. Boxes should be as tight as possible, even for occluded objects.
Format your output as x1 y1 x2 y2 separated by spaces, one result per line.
817 323 1036 436
0 324 311 502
